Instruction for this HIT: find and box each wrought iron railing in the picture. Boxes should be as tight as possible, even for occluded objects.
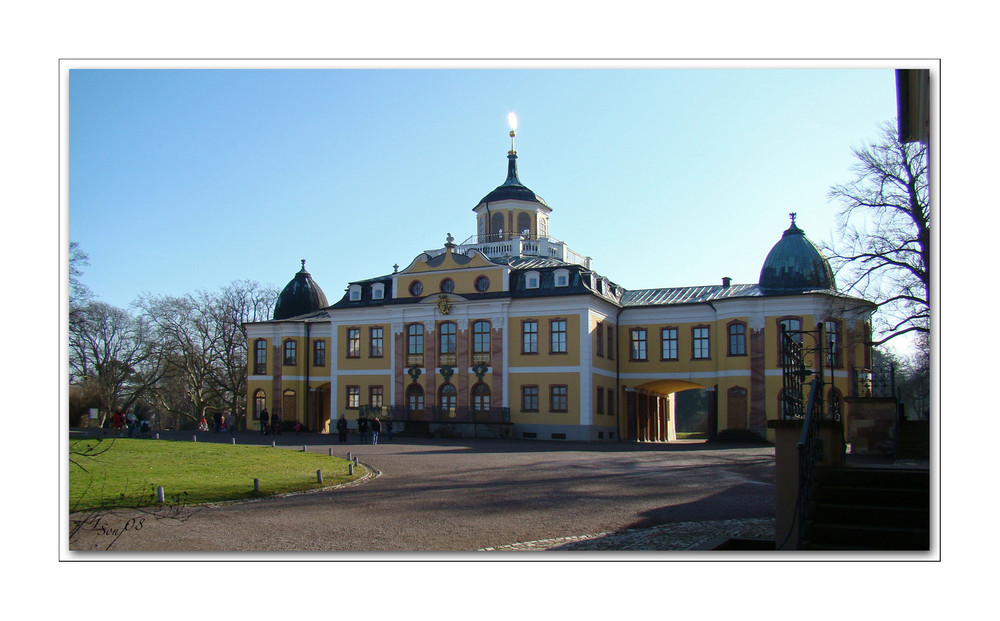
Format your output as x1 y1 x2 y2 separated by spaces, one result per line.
795 378 825 547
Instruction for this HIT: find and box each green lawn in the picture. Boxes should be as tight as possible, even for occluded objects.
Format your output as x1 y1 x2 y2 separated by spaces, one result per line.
69 438 365 512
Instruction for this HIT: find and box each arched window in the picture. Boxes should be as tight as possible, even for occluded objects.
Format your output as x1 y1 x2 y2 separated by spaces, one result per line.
406 384 424 413
253 389 266 418
472 382 491 412
439 383 457 415
517 212 531 238
491 213 505 241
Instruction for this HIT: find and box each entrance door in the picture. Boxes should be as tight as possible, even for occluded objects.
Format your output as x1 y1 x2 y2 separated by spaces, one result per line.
727 386 748 429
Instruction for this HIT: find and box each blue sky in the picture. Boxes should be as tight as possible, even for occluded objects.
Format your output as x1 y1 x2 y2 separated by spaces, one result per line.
68 64 898 315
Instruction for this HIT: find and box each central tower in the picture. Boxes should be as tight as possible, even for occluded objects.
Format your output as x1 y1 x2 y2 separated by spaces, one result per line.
472 112 552 243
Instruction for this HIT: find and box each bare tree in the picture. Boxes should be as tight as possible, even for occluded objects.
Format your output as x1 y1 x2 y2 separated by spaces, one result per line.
208 281 278 431
136 293 223 426
824 120 929 350
68 301 158 421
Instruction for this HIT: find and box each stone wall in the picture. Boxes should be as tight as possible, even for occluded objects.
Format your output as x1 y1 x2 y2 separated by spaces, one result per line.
844 397 897 455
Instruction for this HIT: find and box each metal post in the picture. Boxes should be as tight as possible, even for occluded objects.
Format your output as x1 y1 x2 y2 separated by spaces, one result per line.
157 486 165 503
316 470 323 484
254 478 260 492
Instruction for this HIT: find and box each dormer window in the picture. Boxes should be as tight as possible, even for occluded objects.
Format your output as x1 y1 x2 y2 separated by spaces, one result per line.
554 269 569 287
371 283 385 300
525 271 540 289
349 285 361 301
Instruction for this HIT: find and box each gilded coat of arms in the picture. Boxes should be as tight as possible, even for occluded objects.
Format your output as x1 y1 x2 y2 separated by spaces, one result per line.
436 295 451 315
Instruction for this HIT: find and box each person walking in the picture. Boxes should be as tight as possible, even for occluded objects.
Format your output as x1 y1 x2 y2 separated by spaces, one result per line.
260 408 270 435
358 416 367 445
370 416 381 445
336 415 348 443
125 411 137 437
112 409 124 435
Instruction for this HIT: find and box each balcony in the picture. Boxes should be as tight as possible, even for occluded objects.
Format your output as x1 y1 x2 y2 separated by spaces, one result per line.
456 234 591 269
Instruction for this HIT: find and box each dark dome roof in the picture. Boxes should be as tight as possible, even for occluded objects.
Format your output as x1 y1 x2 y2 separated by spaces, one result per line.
759 218 837 294
477 153 547 206
273 260 329 320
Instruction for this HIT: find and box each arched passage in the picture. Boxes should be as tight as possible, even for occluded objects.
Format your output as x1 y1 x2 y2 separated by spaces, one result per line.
625 379 708 442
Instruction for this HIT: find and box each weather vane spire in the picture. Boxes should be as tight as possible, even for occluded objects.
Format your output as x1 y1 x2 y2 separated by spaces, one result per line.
507 112 518 155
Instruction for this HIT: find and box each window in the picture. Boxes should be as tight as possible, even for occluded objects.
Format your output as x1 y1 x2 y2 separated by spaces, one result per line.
370 326 384 358
407 323 424 365
369 386 384 409
779 317 803 344
346 385 360 409
475 275 490 292
550 385 568 412
439 383 457 413
522 320 538 354
550 319 567 354
407 384 424 412
596 323 604 357
692 326 710 360
555 269 569 287
440 278 455 293
727 321 746 357
630 328 647 361
254 339 267 375
439 322 457 364
517 212 531 237
472 382 491 412
346 328 361 358
607 326 614 360
521 385 539 412
409 280 423 296
596 387 605 414
372 283 384 300
349 285 361 301
313 340 326 366
253 389 266 419
825 320 841 368
660 327 678 361
525 271 540 289
283 339 297 366
473 320 490 364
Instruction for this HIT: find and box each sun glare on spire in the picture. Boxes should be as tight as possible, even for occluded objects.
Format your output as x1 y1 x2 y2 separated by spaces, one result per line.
507 112 518 132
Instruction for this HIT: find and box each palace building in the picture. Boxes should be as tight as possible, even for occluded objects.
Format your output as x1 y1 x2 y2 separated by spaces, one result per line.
245 123 875 443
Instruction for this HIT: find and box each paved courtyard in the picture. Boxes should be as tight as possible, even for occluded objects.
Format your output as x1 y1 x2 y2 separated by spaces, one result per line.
68 433 776 553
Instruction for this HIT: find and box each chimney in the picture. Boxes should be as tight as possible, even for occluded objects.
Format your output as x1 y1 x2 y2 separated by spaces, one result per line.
722 277 732 288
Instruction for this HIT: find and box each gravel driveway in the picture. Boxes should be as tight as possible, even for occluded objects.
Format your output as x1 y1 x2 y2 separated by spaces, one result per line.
67 434 775 554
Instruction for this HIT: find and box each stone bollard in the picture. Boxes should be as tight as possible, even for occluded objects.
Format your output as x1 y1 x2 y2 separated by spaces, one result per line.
347 451 352 461
157 486 165 503
155 433 160 440
272 441 276 447
328 448 333 456
303 445 307 452
232 438 236 444
353 456 358 466
193 435 197 442
348 463 354 475
317 470 323 483
254 478 260 492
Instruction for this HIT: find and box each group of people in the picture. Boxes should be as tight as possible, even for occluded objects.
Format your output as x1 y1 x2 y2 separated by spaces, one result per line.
197 411 238 433
110 409 151 437
258 408 283 435
336 414 391 444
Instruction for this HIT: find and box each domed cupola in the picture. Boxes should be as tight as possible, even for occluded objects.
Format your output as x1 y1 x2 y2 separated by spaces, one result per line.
273 260 329 320
759 214 837 294
476 151 548 207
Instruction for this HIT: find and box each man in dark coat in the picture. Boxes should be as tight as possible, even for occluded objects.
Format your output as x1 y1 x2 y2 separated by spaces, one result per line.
370 417 382 445
336 415 348 443
260 408 270 435
358 416 367 444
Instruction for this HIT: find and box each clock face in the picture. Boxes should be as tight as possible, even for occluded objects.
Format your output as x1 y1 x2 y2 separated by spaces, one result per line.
409 281 423 296
475 275 490 292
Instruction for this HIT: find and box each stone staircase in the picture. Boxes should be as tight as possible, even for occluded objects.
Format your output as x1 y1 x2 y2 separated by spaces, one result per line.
802 466 930 550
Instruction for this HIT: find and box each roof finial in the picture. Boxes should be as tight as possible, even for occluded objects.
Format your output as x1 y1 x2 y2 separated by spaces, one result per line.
789 212 797 225
507 112 518 155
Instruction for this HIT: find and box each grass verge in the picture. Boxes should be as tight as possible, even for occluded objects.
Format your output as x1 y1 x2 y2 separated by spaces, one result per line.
69 438 365 512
